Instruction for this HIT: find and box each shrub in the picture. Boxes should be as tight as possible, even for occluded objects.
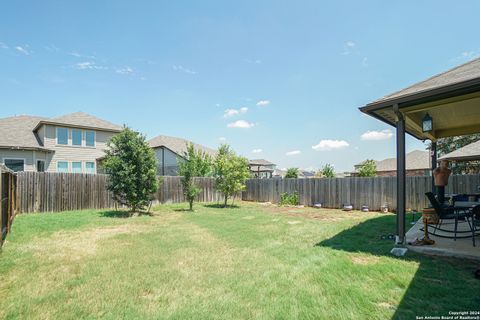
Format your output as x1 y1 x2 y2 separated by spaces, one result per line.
213 144 251 207
178 143 212 211
279 192 299 206
321 164 335 178
103 127 159 213
358 159 377 177
285 168 299 178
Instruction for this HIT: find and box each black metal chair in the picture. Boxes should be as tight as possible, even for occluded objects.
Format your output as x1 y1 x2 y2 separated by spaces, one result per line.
425 192 471 240
470 205 480 247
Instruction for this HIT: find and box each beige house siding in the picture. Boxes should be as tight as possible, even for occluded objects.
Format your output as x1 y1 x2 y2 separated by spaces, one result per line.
0 149 36 171
42 124 116 173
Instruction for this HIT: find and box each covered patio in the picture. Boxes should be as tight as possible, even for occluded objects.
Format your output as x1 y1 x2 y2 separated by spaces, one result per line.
360 57 480 258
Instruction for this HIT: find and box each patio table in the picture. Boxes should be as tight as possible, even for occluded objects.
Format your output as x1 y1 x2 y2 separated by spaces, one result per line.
453 201 480 209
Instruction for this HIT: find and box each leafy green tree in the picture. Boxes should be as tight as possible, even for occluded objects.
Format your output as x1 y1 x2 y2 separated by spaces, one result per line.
357 159 377 177
321 164 335 178
213 144 251 207
435 134 480 174
103 127 159 213
178 143 213 211
285 168 299 179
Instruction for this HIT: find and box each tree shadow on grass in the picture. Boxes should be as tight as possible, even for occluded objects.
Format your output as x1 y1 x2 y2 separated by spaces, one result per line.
316 214 480 319
99 210 153 218
203 203 241 209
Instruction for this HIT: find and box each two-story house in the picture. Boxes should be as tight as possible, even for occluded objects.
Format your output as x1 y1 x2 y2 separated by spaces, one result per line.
148 135 217 176
0 112 122 173
249 159 276 178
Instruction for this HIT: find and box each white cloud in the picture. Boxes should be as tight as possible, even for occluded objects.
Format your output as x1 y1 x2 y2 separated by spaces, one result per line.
15 46 30 55
116 66 134 75
361 129 393 141
74 61 108 70
256 100 270 106
252 149 262 153
286 150 301 156
43 45 59 52
227 120 254 129
312 140 349 151
172 65 197 75
453 50 480 61
223 107 248 118
219 137 227 142
362 57 368 67
68 51 96 59
342 41 357 55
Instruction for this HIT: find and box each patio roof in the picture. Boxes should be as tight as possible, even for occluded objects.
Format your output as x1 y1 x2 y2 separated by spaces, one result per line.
359 57 480 246
360 57 480 141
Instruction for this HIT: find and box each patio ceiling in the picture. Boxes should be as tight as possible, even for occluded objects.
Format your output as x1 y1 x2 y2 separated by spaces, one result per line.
360 58 480 141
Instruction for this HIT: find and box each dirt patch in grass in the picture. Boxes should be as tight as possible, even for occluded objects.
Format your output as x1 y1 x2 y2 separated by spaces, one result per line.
20 224 155 262
349 254 381 265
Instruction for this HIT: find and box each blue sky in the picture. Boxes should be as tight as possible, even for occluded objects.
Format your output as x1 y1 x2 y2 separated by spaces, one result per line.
1 1 479 172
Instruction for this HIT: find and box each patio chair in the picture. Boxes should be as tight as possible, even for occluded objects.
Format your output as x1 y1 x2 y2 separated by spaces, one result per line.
425 192 471 240
470 205 480 247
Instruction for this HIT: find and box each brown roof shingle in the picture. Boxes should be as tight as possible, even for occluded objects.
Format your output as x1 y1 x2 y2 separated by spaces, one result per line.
0 115 48 150
371 57 480 105
355 150 430 172
438 140 480 161
148 135 217 157
34 112 123 132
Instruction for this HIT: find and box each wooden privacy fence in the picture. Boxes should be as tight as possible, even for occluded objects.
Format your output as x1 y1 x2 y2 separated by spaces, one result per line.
242 175 480 211
1 165 17 247
16 173 222 214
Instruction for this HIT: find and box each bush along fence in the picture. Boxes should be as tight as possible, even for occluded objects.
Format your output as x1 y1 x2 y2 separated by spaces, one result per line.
15 172 223 214
1 165 17 247
242 175 480 211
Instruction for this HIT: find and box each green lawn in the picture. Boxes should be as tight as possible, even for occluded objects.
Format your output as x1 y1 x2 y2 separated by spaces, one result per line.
0 202 478 319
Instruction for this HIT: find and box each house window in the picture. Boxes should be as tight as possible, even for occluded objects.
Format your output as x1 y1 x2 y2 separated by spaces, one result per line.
72 129 82 146
85 131 95 147
57 161 69 173
4 159 24 172
85 162 95 174
72 162 82 174
37 160 45 172
57 127 68 145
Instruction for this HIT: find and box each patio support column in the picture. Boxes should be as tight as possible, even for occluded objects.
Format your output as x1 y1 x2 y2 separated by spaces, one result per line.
431 141 437 193
395 105 406 245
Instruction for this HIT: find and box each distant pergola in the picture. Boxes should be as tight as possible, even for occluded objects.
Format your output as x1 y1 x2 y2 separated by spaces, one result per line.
360 57 480 244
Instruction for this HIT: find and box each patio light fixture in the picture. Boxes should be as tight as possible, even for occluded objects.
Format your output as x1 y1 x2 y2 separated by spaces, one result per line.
422 113 433 132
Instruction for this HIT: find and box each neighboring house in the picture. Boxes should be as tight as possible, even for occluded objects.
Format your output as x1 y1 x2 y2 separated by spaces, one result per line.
273 168 315 179
0 112 122 174
299 170 315 178
353 150 431 177
249 159 276 178
148 135 216 176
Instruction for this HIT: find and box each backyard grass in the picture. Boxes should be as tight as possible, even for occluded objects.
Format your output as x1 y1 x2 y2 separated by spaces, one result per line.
0 202 479 319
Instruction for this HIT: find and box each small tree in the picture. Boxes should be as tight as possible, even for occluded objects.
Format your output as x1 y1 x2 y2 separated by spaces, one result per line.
321 163 335 178
285 168 299 178
358 159 377 177
213 144 250 207
103 127 159 213
178 143 212 211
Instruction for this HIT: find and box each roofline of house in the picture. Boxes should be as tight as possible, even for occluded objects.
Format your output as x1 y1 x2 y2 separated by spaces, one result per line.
0 146 54 152
360 77 480 113
151 145 188 160
33 120 123 133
